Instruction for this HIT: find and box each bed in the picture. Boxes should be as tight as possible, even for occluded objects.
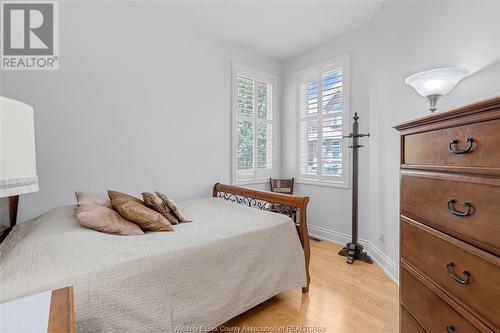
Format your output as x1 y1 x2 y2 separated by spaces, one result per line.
0 183 310 332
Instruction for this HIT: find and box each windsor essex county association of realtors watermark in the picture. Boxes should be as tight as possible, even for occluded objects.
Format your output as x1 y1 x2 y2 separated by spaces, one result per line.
1 1 59 70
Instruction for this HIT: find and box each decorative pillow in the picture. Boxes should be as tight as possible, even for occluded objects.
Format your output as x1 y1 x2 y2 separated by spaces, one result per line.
108 190 143 204
75 204 144 236
108 190 174 231
156 192 192 223
142 192 180 225
75 192 112 208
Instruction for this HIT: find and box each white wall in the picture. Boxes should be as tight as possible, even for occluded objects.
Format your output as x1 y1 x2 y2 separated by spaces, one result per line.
283 0 500 281
282 25 372 241
366 0 500 277
1 1 499 283
0 2 281 223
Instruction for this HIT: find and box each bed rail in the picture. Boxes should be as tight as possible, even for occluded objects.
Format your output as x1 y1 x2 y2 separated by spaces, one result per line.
213 183 311 293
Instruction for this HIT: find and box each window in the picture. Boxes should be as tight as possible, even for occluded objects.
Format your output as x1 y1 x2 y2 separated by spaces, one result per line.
298 55 349 186
232 64 275 183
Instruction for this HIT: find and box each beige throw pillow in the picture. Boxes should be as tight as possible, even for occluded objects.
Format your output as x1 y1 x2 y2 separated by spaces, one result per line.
75 192 112 208
142 192 180 225
75 204 144 236
156 192 192 223
108 190 174 231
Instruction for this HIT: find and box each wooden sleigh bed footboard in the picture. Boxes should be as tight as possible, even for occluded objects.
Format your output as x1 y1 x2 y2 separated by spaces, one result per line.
213 183 311 293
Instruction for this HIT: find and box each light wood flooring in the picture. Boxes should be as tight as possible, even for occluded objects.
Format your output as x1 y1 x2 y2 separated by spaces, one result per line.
221 240 399 333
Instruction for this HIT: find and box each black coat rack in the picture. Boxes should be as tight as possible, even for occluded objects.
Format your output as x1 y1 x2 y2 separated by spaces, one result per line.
338 112 373 265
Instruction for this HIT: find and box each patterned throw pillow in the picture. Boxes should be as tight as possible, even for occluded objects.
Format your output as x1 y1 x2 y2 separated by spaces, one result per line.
156 192 192 223
108 190 174 232
142 192 180 225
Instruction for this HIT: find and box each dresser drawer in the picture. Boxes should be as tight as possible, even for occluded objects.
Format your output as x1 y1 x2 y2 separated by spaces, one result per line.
401 306 425 333
401 172 500 256
402 119 500 175
401 267 481 333
402 218 500 330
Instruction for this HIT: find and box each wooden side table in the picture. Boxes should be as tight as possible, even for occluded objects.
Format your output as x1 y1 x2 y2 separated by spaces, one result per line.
48 287 74 333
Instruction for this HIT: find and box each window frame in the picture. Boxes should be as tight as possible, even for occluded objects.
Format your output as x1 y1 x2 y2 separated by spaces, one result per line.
296 54 351 188
232 63 276 185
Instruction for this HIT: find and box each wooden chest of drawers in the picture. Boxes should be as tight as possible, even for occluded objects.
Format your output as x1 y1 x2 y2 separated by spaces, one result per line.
395 96 500 333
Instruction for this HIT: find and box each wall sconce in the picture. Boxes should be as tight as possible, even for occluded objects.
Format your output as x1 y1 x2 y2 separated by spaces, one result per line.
405 67 469 112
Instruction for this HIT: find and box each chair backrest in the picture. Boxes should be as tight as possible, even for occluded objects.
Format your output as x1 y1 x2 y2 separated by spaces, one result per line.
270 178 294 195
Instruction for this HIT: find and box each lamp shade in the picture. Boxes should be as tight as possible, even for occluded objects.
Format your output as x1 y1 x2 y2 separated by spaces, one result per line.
0 97 39 198
405 67 469 97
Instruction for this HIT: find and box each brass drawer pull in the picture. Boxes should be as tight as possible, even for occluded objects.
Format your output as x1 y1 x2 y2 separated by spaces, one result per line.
447 198 471 217
448 137 473 154
446 262 470 285
446 325 455 332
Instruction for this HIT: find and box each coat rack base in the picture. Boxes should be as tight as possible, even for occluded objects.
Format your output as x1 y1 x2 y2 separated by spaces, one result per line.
338 242 373 265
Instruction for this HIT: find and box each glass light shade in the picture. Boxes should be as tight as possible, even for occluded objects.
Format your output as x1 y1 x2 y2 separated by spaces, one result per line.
405 67 469 97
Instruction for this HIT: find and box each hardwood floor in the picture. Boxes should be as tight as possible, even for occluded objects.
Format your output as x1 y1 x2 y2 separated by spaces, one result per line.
221 240 399 333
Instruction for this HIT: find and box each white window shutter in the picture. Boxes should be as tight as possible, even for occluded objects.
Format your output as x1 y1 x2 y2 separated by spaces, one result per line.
299 120 318 177
233 65 275 183
298 56 348 186
235 75 254 178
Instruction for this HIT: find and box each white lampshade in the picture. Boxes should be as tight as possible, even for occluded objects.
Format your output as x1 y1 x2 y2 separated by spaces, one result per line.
405 68 469 112
0 97 39 198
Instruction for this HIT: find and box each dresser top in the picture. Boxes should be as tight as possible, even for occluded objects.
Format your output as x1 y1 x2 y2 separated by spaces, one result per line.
394 95 500 131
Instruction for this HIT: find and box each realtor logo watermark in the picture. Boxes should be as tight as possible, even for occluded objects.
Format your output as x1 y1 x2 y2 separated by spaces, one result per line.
1 1 59 70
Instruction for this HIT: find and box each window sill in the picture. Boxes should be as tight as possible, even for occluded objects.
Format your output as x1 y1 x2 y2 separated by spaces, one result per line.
296 179 350 189
232 179 270 186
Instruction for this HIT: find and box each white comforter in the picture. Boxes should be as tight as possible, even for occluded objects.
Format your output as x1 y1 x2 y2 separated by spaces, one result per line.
0 197 306 332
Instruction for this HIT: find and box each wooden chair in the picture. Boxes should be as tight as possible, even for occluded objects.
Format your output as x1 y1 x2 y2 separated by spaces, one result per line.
269 178 294 195
268 178 295 217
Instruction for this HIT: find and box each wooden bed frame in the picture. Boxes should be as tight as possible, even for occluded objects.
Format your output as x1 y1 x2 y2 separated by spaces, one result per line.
0 184 311 292
213 183 311 293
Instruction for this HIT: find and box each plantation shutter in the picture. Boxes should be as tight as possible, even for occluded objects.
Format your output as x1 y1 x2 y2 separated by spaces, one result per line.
233 66 274 182
321 68 344 177
236 75 254 177
298 58 347 185
299 71 320 179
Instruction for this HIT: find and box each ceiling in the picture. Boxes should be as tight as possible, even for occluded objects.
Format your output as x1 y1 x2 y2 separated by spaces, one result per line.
160 1 383 60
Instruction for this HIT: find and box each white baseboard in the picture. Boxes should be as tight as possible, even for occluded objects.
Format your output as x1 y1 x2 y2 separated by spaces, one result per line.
308 225 399 284
366 240 399 284
308 225 352 244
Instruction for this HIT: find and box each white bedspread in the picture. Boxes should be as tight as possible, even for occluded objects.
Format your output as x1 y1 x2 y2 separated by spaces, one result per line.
0 198 306 332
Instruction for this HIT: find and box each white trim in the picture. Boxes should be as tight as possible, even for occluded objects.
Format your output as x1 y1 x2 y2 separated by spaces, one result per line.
232 63 276 82
232 179 269 186
296 54 351 187
308 224 352 244
296 178 350 189
231 63 277 185
367 241 400 285
308 225 399 284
